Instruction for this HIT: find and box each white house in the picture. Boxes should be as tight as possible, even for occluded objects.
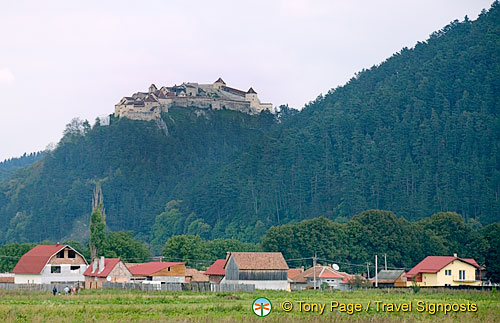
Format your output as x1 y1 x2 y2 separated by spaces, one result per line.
289 265 354 291
12 244 88 284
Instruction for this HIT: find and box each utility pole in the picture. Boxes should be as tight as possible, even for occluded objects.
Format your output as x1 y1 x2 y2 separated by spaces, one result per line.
384 254 387 271
366 262 370 279
375 255 378 288
313 253 317 290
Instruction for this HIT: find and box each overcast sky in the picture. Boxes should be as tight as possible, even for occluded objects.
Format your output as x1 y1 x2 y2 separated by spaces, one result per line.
0 0 494 161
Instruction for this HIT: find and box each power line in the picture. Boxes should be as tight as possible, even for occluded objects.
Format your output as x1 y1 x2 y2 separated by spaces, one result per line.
316 257 410 271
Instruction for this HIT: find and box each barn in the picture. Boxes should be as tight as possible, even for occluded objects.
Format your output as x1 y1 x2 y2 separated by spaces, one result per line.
222 252 289 290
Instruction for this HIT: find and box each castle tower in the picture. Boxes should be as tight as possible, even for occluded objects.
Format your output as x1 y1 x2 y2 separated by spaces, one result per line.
149 84 157 94
213 77 226 90
245 87 260 110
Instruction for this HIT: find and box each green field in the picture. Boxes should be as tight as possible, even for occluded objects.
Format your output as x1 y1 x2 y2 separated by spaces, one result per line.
0 288 499 322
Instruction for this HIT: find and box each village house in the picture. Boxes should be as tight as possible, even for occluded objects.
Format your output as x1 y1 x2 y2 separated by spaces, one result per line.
405 254 481 287
128 262 186 283
289 265 353 291
114 78 274 121
185 268 209 283
375 269 407 287
83 257 132 289
204 259 226 284
0 273 14 283
287 267 304 281
12 244 88 284
222 252 289 290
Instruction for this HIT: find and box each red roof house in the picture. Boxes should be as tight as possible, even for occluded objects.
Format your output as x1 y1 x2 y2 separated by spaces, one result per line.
205 259 226 283
12 244 88 284
83 257 131 289
289 265 356 290
127 262 186 283
185 268 209 283
405 255 480 287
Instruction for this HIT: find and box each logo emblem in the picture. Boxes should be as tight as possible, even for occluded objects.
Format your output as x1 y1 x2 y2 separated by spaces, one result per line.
253 297 272 317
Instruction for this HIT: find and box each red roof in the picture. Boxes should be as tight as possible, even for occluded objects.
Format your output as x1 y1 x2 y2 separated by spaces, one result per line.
83 258 121 278
290 265 347 282
287 268 303 279
303 266 344 279
226 252 289 270
406 256 479 277
320 270 344 279
128 262 184 276
204 259 226 276
13 244 71 274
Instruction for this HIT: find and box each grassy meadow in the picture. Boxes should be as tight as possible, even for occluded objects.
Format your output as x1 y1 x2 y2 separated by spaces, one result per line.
0 288 499 322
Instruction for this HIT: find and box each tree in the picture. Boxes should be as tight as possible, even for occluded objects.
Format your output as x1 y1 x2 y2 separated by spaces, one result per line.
62 117 89 142
482 223 500 282
162 235 205 268
101 231 151 263
89 185 106 260
151 201 185 253
0 243 36 272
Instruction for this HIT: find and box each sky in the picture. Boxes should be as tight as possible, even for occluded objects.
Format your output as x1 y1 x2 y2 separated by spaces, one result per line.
0 0 494 161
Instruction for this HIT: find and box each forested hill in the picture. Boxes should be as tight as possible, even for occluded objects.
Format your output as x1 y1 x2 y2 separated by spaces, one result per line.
0 152 44 181
0 109 276 243
180 2 499 230
1 3 499 245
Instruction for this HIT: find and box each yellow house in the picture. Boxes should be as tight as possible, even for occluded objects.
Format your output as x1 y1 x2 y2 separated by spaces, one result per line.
406 255 480 287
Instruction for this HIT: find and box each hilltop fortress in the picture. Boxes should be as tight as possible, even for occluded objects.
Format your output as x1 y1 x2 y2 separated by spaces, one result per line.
114 78 273 121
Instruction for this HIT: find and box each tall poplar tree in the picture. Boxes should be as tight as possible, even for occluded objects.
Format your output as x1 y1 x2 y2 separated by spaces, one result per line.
89 184 106 260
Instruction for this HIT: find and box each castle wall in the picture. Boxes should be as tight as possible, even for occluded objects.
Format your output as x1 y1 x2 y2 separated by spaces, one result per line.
114 82 273 122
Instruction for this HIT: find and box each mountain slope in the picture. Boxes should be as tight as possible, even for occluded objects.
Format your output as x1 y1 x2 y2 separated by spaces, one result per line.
0 152 44 181
176 3 500 229
0 3 499 244
0 108 275 243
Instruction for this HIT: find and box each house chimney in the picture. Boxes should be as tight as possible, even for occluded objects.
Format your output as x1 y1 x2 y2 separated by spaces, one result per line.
92 258 98 273
453 253 458 258
301 266 304 272
98 256 105 274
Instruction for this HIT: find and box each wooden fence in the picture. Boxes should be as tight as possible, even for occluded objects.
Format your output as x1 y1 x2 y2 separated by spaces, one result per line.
101 282 255 292
0 282 80 292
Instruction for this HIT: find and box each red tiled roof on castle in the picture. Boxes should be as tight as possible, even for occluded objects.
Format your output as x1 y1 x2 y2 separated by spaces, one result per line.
144 95 158 103
221 86 246 97
128 262 184 276
83 258 121 278
204 259 226 276
13 244 68 274
406 256 479 278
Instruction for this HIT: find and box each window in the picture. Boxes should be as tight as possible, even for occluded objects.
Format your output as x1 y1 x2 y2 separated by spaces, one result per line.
51 266 61 273
70 265 80 272
56 250 64 258
68 250 76 258
445 269 452 276
459 270 466 280
168 267 171 272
